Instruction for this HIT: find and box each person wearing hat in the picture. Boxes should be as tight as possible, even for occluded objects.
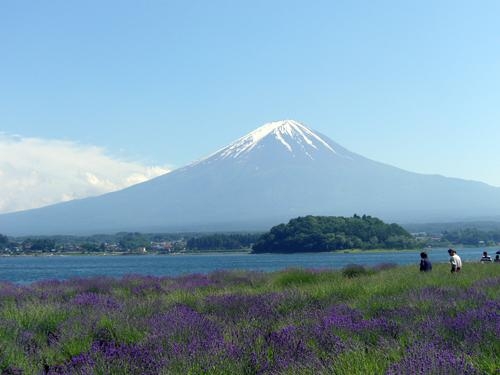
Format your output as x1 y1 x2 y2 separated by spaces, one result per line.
448 248 462 273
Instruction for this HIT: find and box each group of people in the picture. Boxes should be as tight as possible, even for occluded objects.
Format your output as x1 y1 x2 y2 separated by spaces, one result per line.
418 249 461 272
419 248 500 273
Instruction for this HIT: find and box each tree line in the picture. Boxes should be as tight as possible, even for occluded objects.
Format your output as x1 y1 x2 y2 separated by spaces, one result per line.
186 233 261 251
441 228 500 246
0 232 261 254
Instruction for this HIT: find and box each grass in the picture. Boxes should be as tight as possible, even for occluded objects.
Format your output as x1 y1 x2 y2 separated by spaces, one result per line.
0 264 498 374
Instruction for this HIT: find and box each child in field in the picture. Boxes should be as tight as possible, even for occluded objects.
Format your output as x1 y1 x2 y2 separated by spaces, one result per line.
419 251 432 272
448 249 462 273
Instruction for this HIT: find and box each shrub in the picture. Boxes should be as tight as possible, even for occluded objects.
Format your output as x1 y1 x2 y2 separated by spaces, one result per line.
273 269 318 287
342 264 368 278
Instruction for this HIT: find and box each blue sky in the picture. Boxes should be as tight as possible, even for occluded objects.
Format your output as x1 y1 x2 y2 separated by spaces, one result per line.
1 1 499 212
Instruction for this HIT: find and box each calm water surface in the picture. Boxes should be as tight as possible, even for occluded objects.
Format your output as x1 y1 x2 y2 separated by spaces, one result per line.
0 247 495 284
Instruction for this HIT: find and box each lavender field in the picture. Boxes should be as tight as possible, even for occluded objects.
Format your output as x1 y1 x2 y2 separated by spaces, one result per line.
0 263 498 374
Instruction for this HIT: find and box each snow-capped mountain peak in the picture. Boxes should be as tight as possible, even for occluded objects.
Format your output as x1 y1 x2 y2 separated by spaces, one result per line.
204 120 338 162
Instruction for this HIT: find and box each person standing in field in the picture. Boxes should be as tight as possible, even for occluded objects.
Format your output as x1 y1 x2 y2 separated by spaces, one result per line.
419 251 432 272
480 251 492 262
448 248 462 273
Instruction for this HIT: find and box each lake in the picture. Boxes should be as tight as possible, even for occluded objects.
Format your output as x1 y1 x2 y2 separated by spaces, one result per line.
0 247 495 284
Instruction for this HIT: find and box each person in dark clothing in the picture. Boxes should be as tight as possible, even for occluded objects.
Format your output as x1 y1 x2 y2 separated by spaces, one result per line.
419 251 432 272
480 251 492 262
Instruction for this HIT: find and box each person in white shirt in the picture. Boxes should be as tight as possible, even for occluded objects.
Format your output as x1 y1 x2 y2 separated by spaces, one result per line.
448 248 462 273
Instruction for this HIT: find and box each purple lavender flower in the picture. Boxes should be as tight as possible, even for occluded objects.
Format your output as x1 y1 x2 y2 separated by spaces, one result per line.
443 299 500 349
386 341 480 375
72 292 121 310
266 325 316 370
18 330 38 355
0 282 27 303
168 273 214 291
121 274 167 296
208 269 266 287
315 304 399 344
47 341 166 375
204 292 284 325
148 304 225 355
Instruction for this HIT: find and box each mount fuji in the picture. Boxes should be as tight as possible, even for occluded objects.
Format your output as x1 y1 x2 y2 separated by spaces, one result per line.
1 120 500 235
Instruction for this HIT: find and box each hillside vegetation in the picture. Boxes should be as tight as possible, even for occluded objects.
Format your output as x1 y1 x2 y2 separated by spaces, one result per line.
0 263 498 374
252 215 418 253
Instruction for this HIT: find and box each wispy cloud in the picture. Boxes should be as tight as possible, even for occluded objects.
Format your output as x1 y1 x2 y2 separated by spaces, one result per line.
0 134 170 213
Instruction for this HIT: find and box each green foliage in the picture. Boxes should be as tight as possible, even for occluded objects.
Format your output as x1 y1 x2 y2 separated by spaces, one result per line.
330 348 399 374
442 227 500 246
0 234 8 245
404 221 500 234
80 242 103 252
23 238 56 252
3 302 67 333
342 264 370 278
252 215 418 253
186 233 261 251
273 268 319 287
117 232 149 250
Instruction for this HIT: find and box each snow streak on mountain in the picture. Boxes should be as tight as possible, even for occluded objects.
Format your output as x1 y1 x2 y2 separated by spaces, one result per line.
211 120 336 159
190 120 354 170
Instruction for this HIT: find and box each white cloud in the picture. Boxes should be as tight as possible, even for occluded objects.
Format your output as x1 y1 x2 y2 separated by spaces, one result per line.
0 134 170 213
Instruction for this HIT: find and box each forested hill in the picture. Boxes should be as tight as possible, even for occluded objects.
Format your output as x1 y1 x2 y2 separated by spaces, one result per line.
252 215 418 253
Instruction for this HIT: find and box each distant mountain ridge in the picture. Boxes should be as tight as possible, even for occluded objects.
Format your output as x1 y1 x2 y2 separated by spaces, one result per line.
1 120 500 236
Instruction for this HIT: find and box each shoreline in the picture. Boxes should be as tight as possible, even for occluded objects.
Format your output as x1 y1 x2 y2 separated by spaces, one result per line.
1 246 497 258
